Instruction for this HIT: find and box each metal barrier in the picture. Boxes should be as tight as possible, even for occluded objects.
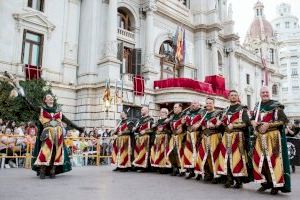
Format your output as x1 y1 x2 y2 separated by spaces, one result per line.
65 137 111 166
0 134 34 169
0 134 112 169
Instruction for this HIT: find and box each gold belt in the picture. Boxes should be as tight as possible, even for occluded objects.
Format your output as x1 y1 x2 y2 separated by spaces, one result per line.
202 129 218 136
257 127 279 135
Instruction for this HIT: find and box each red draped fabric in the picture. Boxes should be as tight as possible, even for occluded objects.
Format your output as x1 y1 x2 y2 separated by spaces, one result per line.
25 64 42 80
133 75 145 96
154 77 229 99
205 75 229 98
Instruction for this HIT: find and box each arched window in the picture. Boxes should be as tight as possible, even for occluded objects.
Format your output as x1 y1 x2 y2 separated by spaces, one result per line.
272 84 278 95
159 40 175 63
117 9 131 31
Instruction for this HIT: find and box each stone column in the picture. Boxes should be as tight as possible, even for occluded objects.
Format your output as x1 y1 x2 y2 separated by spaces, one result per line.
78 0 99 84
194 32 207 81
97 0 121 81
103 0 118 60
143 1 157 76
211 39 218 75
63 0 81 85
142 0 158 86
228 48 239 89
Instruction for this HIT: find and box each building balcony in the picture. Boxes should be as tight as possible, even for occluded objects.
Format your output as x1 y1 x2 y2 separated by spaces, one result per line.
117 28 135 44
153 76 229 106
24 64 42 80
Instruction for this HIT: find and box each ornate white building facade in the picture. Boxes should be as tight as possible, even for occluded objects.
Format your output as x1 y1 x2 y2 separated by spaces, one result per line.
244 1 283 102
272 3 300 122
0 0 281 127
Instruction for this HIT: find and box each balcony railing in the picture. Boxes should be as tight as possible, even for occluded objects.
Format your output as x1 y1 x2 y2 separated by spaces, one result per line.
117 28 135 43
24 64 42 80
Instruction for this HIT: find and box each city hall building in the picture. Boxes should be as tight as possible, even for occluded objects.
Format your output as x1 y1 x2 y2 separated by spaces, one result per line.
0 0 284 127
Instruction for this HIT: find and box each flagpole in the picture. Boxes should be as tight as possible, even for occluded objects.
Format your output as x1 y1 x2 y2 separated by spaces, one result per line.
114 80 117 127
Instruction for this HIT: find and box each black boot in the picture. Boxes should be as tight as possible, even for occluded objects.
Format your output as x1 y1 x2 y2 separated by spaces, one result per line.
233 179 243 189
224 175 234 188
186 171 195 179
257 183 271 192
120 168 128 172
270 188 279 195
179 171 185 177
204 173 213 182
211 178 219 184
39 166 46 179
159 168 168 174
50 166 56 179
171 167 177 176
195 174 201 181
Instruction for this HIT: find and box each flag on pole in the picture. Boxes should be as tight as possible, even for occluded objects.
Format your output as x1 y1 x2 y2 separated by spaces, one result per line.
175 26 186 65
115 80 123 105
260 54 269 86
103 79 112 106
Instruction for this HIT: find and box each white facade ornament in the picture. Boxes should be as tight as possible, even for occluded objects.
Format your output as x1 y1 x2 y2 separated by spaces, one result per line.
143 0 157 12
13 11 55 37
207 38 217 45
103 41 118 58
144 53 155 68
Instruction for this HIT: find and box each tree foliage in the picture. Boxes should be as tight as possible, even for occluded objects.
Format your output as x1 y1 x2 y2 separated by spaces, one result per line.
0 79 53 124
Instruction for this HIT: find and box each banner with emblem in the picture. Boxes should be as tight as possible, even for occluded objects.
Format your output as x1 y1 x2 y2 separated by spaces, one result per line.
287 137 300 166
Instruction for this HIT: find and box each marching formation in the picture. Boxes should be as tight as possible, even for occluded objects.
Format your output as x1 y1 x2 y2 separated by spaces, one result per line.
111 87 291 195
2 72 292 195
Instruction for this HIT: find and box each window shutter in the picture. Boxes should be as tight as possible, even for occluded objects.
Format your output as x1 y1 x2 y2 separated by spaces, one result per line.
117 42 124 74
132 48 142 75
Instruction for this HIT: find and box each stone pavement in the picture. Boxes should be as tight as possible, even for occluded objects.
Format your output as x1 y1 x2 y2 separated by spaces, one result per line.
0 166 299 200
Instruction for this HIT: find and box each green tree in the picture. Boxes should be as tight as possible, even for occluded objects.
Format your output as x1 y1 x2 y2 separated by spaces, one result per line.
0 79 53 124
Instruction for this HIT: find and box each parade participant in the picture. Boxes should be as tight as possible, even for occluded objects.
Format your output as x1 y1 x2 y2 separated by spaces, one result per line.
4 72 83 179
218 90 251 188
194 97 223 183
167 103 187 176
251 86 291 195
111 110 134 171
132 107 154 171
150 108 172 173
182 100 204 179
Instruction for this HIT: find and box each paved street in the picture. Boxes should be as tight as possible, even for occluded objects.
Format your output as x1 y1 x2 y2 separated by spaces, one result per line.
0 166 299 200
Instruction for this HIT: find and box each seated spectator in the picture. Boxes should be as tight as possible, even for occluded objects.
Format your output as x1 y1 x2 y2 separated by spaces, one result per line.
14 128 23 154
0 128 17 168
65 130 74 149
24 122 37 151
101 129 111 165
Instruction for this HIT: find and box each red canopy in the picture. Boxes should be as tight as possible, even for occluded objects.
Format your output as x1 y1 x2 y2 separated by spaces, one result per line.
154 76 229 99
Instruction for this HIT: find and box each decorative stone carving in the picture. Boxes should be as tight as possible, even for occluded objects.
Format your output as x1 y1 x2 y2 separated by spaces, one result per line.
224 47 234 53
103 41 118 58
207 38 217 45
143 0 157 12
144 53 155 68
13 11 55 38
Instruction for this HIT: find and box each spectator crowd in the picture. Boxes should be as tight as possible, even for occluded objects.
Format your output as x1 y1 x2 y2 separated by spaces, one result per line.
0 118 112 169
